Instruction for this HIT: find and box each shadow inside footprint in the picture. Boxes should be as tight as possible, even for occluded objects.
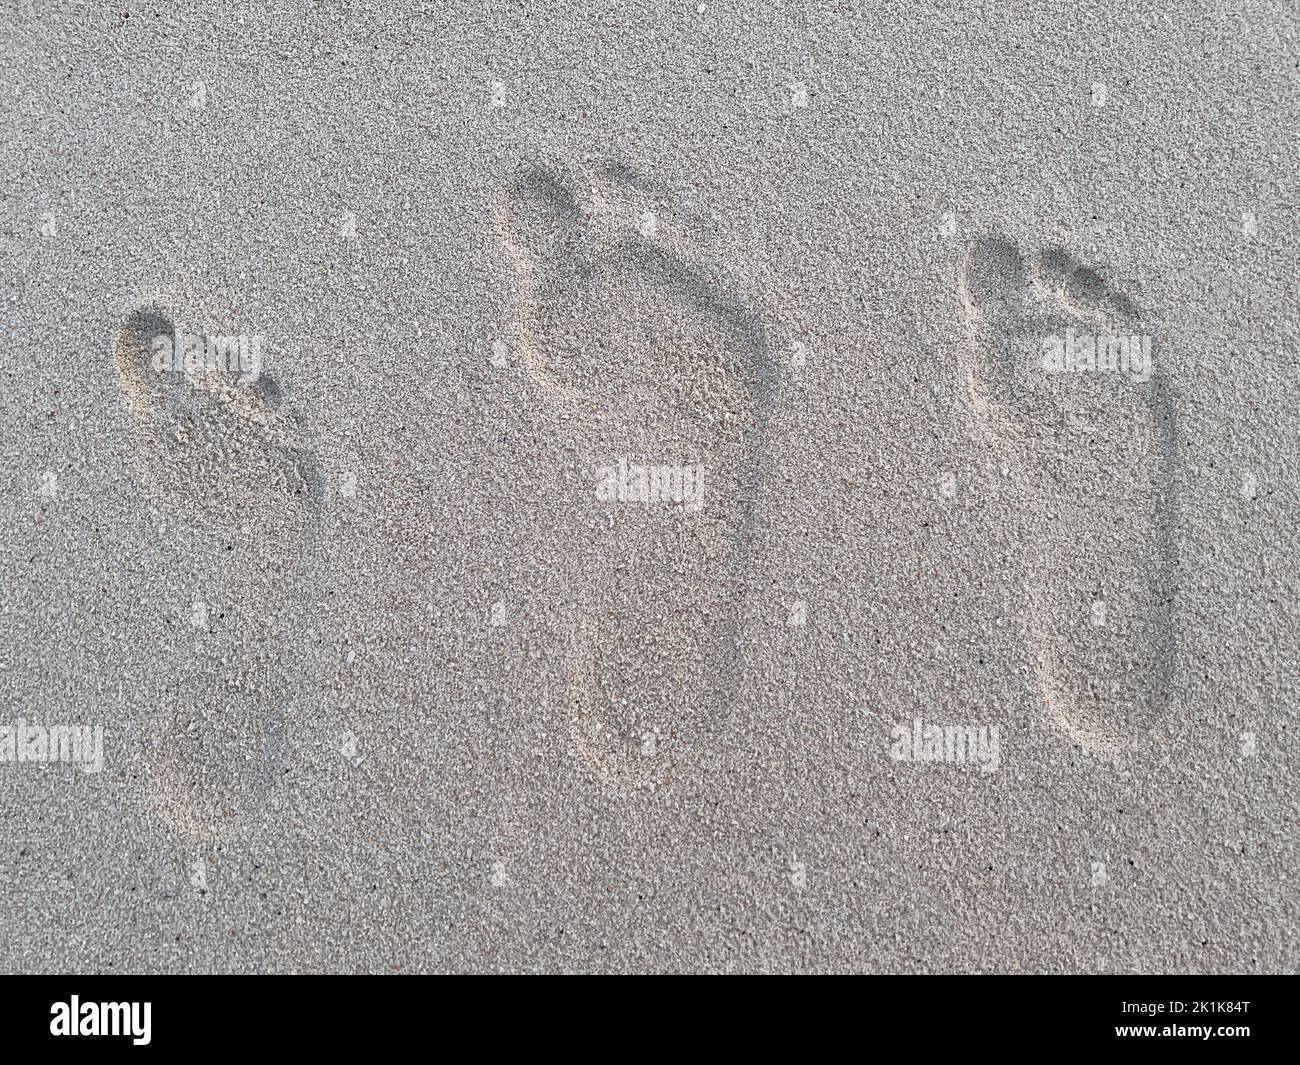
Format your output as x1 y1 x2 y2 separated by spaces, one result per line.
1038 246 1142 326
958 236 1026 324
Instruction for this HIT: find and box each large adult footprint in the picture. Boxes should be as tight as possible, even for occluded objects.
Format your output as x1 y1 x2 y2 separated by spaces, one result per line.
112 297 323 839
957 236 1179 756
495 159 777 792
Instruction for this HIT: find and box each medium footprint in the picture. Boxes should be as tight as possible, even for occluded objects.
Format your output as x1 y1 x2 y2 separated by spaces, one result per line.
112 296 323 839
495 158 776 792
957 236 1179 755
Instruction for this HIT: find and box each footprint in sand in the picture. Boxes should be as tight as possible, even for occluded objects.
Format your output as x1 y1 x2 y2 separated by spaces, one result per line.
113 300 321 517
495 158 777 791
957 236 1179 756
112 297 323 839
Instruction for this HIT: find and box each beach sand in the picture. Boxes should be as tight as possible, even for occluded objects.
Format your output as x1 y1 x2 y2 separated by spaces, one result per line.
1 2 1297 972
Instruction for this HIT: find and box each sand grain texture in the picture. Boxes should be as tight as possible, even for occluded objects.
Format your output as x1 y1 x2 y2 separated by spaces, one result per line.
0 2 1296 973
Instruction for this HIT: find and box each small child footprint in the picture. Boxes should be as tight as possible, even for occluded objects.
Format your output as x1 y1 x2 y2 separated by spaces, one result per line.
112 297 323 839
495 158 777 792
957 236 1179 756
112 300 321 522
